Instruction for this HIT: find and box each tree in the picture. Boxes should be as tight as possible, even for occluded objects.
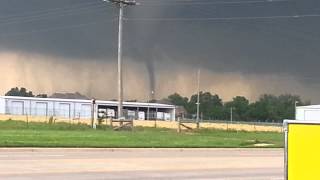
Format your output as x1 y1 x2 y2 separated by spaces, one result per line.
166 93 189 107
165 91 309 122
224 96 250 121
36 94 48 98
5 87 47 98
127 100 137 102
247 94 305 122
188 91 224 120
5 87 34 97
277 94 304 120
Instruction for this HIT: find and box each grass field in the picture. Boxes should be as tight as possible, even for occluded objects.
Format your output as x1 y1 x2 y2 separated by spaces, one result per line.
0 120 284 148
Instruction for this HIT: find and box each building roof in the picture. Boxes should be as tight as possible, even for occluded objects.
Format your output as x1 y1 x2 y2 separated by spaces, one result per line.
0 96 175 109
50 92 89 100
297 105 320 109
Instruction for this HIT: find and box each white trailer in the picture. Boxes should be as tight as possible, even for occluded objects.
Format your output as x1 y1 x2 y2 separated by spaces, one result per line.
296 105 320 121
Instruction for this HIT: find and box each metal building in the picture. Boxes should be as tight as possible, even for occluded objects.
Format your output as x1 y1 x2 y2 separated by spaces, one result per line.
0 96 176 121
296 105 320 121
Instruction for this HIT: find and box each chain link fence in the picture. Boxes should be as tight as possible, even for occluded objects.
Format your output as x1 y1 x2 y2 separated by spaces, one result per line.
0 106 282 132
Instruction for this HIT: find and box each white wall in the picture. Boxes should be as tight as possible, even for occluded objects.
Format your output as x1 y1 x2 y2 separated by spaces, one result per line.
0 97 5 114
296 108 305 120
4 97 92 119
296 107 320 121
1 96 176 121
304 110 320 121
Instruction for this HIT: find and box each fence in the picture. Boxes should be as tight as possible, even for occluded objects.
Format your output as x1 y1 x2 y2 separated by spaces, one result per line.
0 106 282 132
1 106 174 123
4 106 91 119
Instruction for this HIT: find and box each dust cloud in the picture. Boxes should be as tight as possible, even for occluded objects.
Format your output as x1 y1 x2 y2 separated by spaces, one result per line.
0 51 314 102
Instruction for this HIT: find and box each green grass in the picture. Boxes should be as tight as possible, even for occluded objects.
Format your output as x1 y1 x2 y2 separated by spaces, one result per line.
0 120 284 148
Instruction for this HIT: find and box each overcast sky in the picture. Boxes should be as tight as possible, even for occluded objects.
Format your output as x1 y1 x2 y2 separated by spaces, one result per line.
0 0 320 103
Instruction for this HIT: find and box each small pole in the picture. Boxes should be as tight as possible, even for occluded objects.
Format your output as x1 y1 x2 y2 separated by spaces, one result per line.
91 99 96 129
131 120 134 131
155 108 158 128
177 117 181 133
230 107 233 123
26 114 29 128
147 91 150 121
294 101 298 120
196 69 201 129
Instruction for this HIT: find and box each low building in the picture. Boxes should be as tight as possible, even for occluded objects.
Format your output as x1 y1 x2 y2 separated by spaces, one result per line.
296 105 320 121
0 96 176 121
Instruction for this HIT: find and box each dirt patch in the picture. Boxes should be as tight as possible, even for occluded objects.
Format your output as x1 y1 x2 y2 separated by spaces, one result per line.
254 143 275 147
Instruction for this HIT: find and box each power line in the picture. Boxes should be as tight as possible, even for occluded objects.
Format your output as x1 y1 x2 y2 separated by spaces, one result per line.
0 0 304 26
138 0 289 6
125 14 320 22
0 7 108 27
0 2 110 26
138 0 199 1
0 1 104 21
0 19 116 38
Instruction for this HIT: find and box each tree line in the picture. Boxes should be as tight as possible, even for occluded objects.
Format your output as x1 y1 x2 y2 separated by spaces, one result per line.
164 92 310 122
5 87 47 98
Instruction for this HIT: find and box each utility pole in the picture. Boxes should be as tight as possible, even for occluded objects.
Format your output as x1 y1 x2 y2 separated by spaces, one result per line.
105 0 138 119
196 69 201 129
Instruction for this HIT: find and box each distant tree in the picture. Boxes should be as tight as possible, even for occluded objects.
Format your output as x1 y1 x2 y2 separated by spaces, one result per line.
36 94 48 98
166 93 189 107
302 100 311 106
127 99 137 102
248 94 281 122
5 87 35 97
247 94 305 122
224 96 250 121
166 92 309 122
188 91 223 120
148 99 157 103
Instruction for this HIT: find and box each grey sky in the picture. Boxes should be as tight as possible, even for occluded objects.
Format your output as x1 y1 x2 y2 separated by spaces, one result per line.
0 0 320 102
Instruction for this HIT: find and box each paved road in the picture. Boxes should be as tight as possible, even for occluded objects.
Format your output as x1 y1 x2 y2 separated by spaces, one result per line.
0 148 283 180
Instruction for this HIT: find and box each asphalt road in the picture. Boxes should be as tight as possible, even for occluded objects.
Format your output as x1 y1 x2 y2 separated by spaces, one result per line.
0 148 284 180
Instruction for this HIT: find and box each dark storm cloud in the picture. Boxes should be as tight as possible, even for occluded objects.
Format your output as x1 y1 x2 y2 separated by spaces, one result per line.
129 0 320 83
0 0 117 59
1 0 320 101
